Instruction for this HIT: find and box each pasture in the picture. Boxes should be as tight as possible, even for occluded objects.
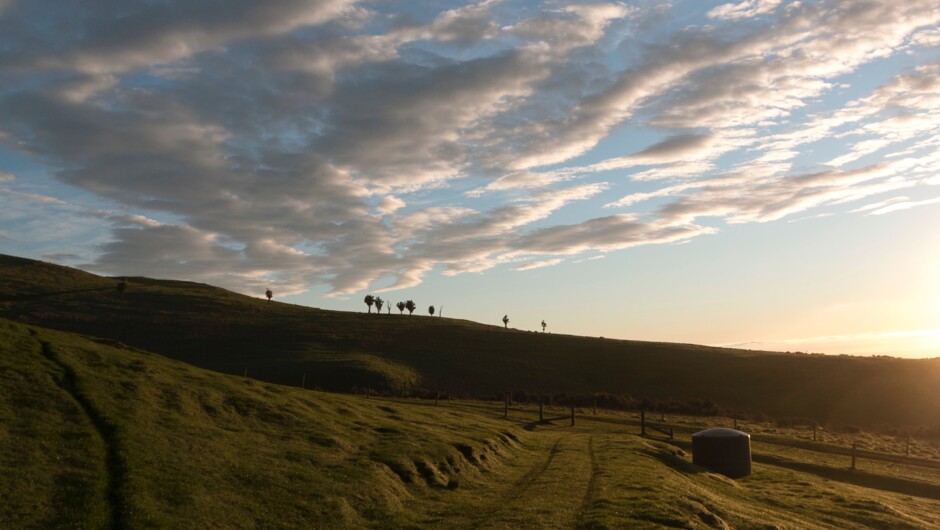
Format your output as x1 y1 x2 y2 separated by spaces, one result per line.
3 318 940 528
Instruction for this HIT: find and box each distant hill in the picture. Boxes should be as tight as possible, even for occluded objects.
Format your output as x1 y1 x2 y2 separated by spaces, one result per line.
1 253 938 427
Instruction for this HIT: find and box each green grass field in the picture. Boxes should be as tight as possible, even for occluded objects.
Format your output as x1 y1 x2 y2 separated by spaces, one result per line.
2 254 939 430
3 317 940 528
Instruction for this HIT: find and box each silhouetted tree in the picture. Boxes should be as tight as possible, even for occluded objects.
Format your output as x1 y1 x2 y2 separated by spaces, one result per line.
405 300 416 315
397 301 405 314
429 305 435 316
502 315 509 328
364 294 375 313
374 296 384 314
265 289 273 302
541 320 546 333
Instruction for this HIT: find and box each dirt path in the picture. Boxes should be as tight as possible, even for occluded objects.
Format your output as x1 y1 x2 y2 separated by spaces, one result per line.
31 330 126 530
575 436 601 529
460 430 596 529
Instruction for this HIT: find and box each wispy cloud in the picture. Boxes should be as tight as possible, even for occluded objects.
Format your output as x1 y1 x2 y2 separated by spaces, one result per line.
865 196 940 216
707 0 784 21
1 188 66 205
513 258 563 272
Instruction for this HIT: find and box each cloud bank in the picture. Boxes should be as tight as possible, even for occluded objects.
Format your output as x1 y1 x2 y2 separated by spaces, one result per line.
1 0 938 296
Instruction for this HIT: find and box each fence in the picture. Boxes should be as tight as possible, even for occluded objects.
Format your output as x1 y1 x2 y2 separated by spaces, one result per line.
275 373 939 487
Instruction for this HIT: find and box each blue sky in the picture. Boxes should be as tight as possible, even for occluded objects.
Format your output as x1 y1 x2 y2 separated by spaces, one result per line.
1 0 939 357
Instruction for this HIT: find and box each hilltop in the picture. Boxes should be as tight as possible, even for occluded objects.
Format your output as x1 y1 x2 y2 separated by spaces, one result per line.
1 253 938 427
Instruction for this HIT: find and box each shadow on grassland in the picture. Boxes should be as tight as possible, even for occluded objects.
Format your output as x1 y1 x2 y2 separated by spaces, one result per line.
658 439 940 500
753 453 940 501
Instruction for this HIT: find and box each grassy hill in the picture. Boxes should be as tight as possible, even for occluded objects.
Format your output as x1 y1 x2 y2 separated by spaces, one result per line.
4 317 940 528
1 253 939 428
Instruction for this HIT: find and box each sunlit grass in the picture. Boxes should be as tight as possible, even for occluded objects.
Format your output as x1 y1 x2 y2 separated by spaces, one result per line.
3 318 940 528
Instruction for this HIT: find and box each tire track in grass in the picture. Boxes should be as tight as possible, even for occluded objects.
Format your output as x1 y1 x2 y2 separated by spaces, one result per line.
31 330 127 530
576 435 600 529
515 436 564 494
470 435 565 529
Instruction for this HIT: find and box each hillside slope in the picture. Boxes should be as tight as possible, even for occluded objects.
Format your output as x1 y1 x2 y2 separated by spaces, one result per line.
0 318 521 528
1 254 938 427
4 317 940 529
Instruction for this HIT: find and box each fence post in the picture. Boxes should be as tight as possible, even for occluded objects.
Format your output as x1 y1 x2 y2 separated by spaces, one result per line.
669 427 674 440
570 401 575 427
302 372 306 389
539 400 544 422
851 441 857 471
243 367 248 378
504 395 509 419
641 409 646 436
593 398 597 416
733 418 737 430
435 392 440 406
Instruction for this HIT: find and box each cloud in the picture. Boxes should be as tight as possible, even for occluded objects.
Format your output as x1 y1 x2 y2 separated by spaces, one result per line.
376 196 406 216
1 0 939 299
511 215 713 255
665 162 916 225
1 188 67 205
0 0 355 76
110 214 163 228
513 258 563 271
865 195 940 216
910 29 940 47
351 183 614 288
604 156 920 232
88 221 316 295
707 0 783 20
586 134 718 172
605 174 748 209
315 49 548 187
469 170 572 195
427 2 500 43
850 196 911 213
508 3 634 55
627 162 717 182
51 74 118 103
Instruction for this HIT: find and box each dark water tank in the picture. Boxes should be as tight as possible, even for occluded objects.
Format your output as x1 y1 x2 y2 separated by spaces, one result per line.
692 428 751 478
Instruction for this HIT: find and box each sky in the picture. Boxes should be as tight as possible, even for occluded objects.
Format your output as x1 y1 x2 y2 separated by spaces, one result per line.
1 0 939 358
